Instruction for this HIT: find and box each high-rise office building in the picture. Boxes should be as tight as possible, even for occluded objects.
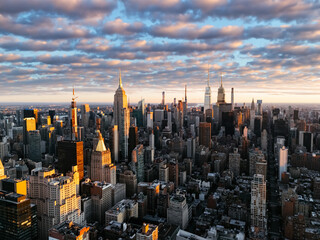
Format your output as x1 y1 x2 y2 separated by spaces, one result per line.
81 104 90 128
168 161 179 188
256 100 262 115
111 125 119 163
204 68 212 112
279 146 288 179
159 164 169 182
147 112 153 129
138 99 146 127
70 88 78 141
28 130 41 162
162 91 165 107
90 131 116 184
299 131 313 152
132 144 145 183
29 167 84 239
231 88 234 110
119 170 137 198
251 174 267 231
221 111 235 136
147 182 160 215
57 140 84 179
114 70 129 161
199 122 211 148
0 192 38 240
129 126 139 161
255 160 267 179
81 180 113 224
261 129 268 151
249 148 265 176
167 194 189 230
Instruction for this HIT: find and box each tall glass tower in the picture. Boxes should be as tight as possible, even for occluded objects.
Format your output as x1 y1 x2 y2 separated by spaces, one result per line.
204 68 212 112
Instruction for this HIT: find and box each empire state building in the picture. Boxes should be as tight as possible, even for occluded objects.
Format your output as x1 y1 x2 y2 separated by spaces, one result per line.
204 68 212 112
114 70 130 161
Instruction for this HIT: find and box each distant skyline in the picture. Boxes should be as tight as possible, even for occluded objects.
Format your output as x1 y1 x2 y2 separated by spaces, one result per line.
0 0 320 103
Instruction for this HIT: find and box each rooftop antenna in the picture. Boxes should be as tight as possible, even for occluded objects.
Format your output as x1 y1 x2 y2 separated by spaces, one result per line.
72 85 78 101
207 64 210 86
119 68 122 88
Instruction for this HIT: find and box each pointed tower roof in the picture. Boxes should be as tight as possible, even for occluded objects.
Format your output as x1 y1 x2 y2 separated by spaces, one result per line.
95 131 107 152
251 98 255 110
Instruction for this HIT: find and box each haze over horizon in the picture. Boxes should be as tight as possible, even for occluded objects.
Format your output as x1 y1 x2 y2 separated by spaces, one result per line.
1 0 320 104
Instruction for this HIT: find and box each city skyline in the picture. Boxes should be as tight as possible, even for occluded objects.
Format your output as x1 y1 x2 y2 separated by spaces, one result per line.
0 1 320 103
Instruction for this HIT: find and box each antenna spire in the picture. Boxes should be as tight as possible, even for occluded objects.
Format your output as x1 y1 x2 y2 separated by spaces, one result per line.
185 85 187 103
207 65 210 86
119 68 122 88
220 72 223 87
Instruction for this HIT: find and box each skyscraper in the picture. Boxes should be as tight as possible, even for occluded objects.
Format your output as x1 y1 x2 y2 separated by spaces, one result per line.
132 144 145 183
217 73 226 105
199 122 211 148
114 70 129 161
81 104 90 128
162 91 165 107
251 174 267 232
129 126 138 161
70 88 78 141
57 140 84 179
90 131 116 184
0 192 38 240
204 68 212 112
231 87 234 110
279 146 288 179
28 130 41 162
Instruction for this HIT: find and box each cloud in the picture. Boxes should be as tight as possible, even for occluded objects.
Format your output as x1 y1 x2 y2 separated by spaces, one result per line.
0 0 117 18
121 0 320 22
0 0 319 103
102 19 145 36
151 22 243 40
0 15 93 39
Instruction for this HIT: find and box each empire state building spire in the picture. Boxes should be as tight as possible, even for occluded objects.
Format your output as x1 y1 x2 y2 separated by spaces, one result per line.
204 66 212 112
118 68 123 88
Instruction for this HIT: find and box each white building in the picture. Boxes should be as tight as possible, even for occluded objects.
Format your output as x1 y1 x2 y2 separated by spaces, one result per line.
279 146 288 179
29 167 85 239
147 112 153 129
167 194 189 229
251 174 267 232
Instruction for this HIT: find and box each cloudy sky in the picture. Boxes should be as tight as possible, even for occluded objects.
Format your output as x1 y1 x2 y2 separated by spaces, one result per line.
0 0 320 104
